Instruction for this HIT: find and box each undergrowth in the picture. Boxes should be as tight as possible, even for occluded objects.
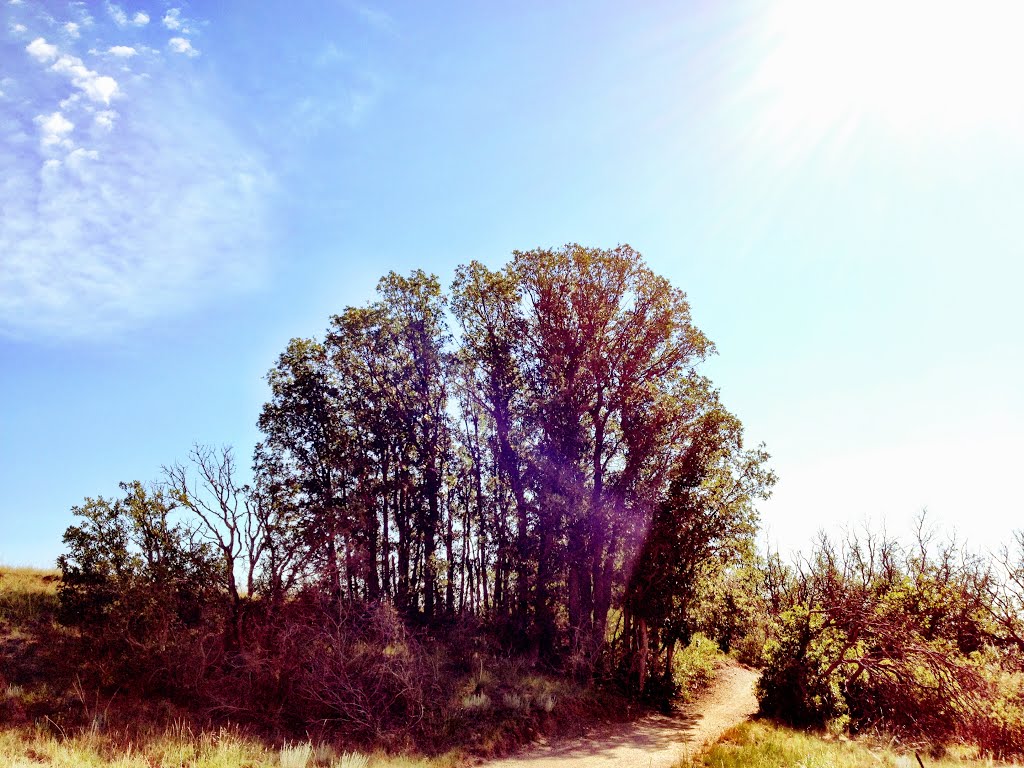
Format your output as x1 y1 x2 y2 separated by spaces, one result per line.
673 633 725 702
0 567 640 764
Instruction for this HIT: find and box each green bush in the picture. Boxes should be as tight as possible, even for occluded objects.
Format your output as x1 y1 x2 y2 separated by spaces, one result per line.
56 482 226 694
673 633 721 701
756 531 1024 756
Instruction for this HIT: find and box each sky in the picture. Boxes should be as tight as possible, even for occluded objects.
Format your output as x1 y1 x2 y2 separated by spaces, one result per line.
1 0 1022 568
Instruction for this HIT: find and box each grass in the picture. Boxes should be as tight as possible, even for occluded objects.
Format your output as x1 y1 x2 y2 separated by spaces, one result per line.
687 721 1015 768
0 726 468 767
0 565 61 628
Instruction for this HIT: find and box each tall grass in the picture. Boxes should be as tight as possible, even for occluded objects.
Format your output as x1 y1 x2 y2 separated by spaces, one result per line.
280 741 313 768
0 726 463 767
0 566 60 628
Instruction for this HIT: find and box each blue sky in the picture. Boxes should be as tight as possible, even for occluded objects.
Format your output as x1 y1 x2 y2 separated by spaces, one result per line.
2 0 1022 567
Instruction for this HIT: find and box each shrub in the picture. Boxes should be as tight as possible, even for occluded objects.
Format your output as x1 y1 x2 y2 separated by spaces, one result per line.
288 601 446 743
673 633 722 701
56 482 226 696
757 529 1024 756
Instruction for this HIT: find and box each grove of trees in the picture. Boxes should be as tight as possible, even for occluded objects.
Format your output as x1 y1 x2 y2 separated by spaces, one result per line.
53 243 1024 755
56 245 770 736
252 246 772 665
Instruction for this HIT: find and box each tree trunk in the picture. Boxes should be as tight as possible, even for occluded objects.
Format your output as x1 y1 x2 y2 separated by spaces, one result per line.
638 618 649 693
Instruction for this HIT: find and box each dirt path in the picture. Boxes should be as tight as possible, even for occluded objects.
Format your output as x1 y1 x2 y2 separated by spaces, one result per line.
484 663 759 768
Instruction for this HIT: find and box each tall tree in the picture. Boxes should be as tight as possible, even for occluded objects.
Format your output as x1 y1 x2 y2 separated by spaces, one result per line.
258 337 351 607
514 244 715 660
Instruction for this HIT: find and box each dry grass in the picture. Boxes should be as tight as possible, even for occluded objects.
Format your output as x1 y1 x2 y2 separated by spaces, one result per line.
0 565 61 628
0 726 467 767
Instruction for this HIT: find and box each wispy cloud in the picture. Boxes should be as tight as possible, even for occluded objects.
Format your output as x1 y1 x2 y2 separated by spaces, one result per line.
1 8 274 341
350 3 394 34
105 3 148 28
105 1 128 27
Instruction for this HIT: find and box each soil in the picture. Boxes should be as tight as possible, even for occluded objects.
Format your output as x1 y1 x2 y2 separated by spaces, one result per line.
483 662 759 768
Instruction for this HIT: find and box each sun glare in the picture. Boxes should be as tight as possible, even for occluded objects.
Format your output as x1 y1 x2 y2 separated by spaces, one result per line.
747 0 1024 156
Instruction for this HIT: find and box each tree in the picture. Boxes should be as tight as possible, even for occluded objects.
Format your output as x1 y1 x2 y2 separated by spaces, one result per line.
623 403 773 694
164 444 269 649
253 247 774 675
258 337 351 607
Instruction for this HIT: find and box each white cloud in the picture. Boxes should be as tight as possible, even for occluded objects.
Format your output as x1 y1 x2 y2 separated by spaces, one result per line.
107 45 136 57
8 0 24 5
132 11 149 26
65 147 99 169
106 2 128 27
162 8 181 29
26 38 58 63
26 39 120 105
51 54 119 104
10 22 27 33
35 111 74 147
168 37 198 57
64 22 80 38
93 110 117 130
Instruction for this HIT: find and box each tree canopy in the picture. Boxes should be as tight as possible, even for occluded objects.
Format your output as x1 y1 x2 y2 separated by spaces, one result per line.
254 244 773 669
56 244 775 720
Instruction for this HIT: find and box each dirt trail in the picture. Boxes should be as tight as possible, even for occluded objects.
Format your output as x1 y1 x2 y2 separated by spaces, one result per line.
484 663 759 768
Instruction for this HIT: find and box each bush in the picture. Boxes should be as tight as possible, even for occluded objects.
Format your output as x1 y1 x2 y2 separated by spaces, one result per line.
287 601 446 744
757 529 1024 756
56 482 227 695
673 633 722 701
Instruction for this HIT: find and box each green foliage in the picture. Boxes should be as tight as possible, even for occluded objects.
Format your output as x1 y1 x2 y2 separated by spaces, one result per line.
692 553 770 666
619 405 773 697
672 633 723 701
56 481 224 692
757 528 1024 755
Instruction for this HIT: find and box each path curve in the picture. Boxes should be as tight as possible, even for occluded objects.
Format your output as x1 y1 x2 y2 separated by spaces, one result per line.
484 662 759 768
